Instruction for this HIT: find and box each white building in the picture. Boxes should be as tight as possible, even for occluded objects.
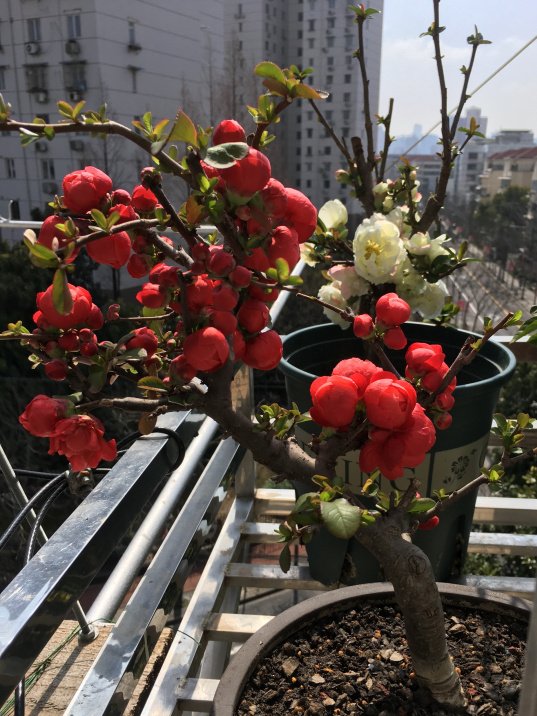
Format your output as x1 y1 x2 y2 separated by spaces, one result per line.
449 107 488 205
0 0 226 236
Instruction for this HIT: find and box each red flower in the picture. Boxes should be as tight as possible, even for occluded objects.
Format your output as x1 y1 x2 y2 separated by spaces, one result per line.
169 355 196 383
206 309 238 336
353 314 374 339
418 515 440 531
62 166 113 214
136 283 167 309
86 230 131 268
283 187 317 243
383 326 407 351
186 275 215 313
310 374 360 428
375 292 411 327
149 262 180 288
237 298 270 334
36 284 94 330
243 247 270 273
212 119 246 145
48 414 117 472
405 342 445 376
127 254 151 278
266 225 300 270
363 377 416 430
220 148 271 196
243 330 282 370
19 395 69 437
229 266 252 288
211 282 239 311
332 357 384 387
260 178 288 219
207 246 236 277
183 327 229 372
126 327 159 357
44 359 68 381
37 215 79 262
111 188 132 205
132 185 158 212
110 203 138 223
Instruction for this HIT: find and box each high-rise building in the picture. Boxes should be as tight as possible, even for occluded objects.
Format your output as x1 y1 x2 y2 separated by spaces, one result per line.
225 0 383 210
0 0 226 236
448 107 488 204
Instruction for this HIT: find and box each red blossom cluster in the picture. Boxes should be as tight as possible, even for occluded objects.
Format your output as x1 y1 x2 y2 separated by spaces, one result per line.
353 292 412 351
19 395 116 472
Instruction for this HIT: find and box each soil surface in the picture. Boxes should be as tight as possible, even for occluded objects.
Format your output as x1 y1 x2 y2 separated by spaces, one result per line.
237 603 526 715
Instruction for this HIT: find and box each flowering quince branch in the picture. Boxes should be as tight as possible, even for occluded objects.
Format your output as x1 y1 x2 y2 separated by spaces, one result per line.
1 3 534 710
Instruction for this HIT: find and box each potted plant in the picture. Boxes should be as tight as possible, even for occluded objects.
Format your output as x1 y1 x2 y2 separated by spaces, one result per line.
0 1 536 711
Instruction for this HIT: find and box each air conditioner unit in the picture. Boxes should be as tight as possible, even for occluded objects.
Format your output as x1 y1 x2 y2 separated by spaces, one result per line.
35 141 48 153
69 90 82 102
26 42 41 55
69 139 85 151
42 181 58 194
65 39 81 55
35 91 48 103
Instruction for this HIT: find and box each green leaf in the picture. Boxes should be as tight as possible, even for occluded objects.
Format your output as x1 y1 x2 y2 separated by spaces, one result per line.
292 84 325 100
88 363 107 393
168 110 199 147
254 61 287 84
138 376 167 392
142 111 153 133
90 209 108 231
408 497 437 514
320 498 361 539
23 236 61 268
57 100 74 119
275 257 290 281
72 100 86 119
204 141 250 169
279 544 291 573
52 268 73 315
262 78 290 96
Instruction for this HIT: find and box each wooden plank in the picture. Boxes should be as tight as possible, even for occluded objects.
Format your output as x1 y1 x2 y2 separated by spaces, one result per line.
474 497 537 526
468 531 537 556
462 575 535 598
254 488 295 517
205 613 273 642
241 522 280 543
226 562 328 591
2 621 115 716
176 677 219 711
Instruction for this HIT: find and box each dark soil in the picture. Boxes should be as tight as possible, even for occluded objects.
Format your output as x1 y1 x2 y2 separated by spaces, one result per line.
237 603 526 716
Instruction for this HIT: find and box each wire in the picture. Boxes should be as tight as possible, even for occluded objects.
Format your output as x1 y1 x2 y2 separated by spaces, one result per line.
0 472 68 553
389 33 537 166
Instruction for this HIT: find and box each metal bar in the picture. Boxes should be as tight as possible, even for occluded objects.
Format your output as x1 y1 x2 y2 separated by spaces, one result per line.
66 437 245 715
86 416 219 622
0 411 191 704
468 532 537 556
174 678 218 712
139 495 255 716
461 575 535 597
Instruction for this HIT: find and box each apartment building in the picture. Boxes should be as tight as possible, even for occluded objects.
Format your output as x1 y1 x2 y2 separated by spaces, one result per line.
0 0 225 234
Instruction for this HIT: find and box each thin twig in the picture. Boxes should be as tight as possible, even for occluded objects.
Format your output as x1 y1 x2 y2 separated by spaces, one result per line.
378 98 395 181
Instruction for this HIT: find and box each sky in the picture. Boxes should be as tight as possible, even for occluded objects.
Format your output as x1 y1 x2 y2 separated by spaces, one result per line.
379 1 537 141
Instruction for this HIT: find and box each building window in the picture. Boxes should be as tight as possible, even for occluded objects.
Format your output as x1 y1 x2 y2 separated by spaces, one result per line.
306 162 312 171
63 62 86 92
307 111 313 121
27 18 41 43
327 56 334 68
328 17 336 29
128 20 138 45
296 131 301 139
5 158 16 178
298 12 303 21
328 0 336 8
296 163 301 172
307 128 313 138
128 66 140 93
327 37 334 48
66 13 81 39
345 34 353 51
297 30 303 39
238 22 243 32
41 159 55 180
343 92 351 104
306 146 312 156
326 74 333 84
325 110 333 120
0 66 6 90
308 38 315 49
25 64 48 91
306 179 312 188
323 179 330 189
324 146 331 155
344 74 351 83
343 109 350 122
308 19 316 31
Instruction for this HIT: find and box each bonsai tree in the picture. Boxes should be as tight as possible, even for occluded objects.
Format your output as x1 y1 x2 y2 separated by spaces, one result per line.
0 1 535 709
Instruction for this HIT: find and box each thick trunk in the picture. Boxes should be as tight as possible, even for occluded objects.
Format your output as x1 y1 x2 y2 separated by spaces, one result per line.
357 519 466 708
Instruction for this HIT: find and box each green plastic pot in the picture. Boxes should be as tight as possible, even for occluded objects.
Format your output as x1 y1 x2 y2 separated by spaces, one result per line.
279 322 516 585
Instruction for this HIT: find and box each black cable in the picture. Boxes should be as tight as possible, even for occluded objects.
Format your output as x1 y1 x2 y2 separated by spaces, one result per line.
14 481 67 716
0 472 68 553
115 428 185 470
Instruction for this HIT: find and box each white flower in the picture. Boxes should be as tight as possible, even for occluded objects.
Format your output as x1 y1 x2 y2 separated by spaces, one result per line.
385 206 407 233
319 199 348 230
353 213 406 285
328 265 369 301
394 257 426 294
300 242 318 267
407 232 450 262
382 195 394 212
410 280 448 319
318 283 350 329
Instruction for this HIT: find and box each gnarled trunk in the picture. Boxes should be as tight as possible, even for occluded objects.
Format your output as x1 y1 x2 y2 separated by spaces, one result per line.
357 518 466 708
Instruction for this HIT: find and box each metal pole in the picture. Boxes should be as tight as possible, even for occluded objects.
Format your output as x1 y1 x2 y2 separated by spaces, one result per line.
0 444 96 639
86 418 219 622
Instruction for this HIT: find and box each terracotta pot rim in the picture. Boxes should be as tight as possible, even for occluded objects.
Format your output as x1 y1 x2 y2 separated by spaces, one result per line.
212 582 531 716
